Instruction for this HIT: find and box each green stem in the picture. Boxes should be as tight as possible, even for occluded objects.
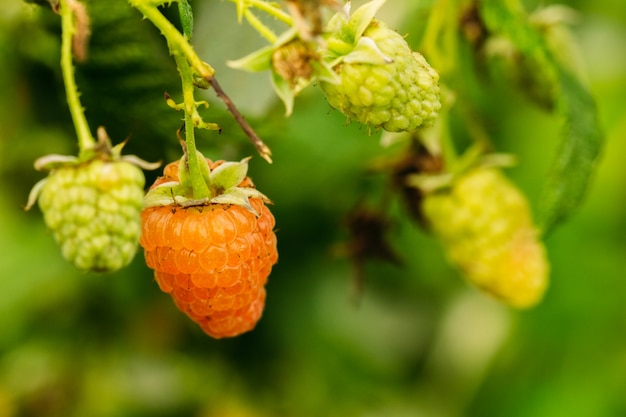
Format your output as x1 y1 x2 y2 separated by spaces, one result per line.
420 0 459 77
130 0 272 163
60 0 95 153
248 0 293 24
175 52 210 199
437 105 458 170
244 8 278 43
130 0 212 198
228 0 293 42
129 0 215 80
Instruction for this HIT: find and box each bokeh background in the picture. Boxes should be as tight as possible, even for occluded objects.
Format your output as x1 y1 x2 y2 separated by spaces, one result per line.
1 0 625 416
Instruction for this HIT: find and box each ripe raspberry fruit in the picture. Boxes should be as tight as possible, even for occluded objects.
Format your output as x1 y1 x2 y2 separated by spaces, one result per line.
140 157 278 338
320 0 441 132
27 128 154 272
422 168 549 308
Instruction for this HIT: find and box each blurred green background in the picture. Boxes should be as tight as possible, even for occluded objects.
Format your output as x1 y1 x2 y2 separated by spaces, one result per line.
1 0 625 416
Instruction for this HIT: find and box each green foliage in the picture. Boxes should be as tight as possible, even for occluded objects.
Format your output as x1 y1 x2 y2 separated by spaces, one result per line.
480 0 605 235
177 0 193 39
541 68 605 233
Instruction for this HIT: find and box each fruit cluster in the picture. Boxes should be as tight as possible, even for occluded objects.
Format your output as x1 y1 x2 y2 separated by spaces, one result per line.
26 0 570 344
26 0 283 339
230 0 442 132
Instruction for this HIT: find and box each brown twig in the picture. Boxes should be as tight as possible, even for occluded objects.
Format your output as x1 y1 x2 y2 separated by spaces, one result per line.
55 0 90 62
208 76 273 164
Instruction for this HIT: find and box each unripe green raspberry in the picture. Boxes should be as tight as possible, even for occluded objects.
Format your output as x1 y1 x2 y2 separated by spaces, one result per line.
38 159 146 272
422 168 548 308
321 19 441 132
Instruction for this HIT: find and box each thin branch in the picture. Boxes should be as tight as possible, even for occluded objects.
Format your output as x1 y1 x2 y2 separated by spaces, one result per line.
59 0 95 152
208 77 273 164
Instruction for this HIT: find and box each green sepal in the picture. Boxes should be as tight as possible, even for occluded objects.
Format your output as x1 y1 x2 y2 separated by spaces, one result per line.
28 126 159 211
143 181 188 207
406 173 454 194
227 27 299 73
343 36 392 65
34 154 80 171
269 56 339 114
25 177 49 211
271 71 296 116
209 158 251 194
176 154 194 197
227 45 274 73
325 3 349 34
211 188 256 214
120 154 162 171
197 153 212 184
311 59 342 85
342 0 386 43
211 186 272 216
144 156 271 215
410 150 517 195
178 151 211 199
326 0 386 56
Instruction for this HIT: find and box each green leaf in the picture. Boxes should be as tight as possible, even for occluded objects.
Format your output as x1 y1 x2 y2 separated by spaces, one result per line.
480 0 553 73
177 0 194 39
480 0 604 235
539 69 604 234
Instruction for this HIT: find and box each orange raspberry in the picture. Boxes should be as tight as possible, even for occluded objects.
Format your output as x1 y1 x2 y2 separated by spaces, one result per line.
140 159 278 338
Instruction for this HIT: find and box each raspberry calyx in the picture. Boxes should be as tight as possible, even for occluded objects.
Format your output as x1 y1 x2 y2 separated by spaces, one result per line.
143 153 271 213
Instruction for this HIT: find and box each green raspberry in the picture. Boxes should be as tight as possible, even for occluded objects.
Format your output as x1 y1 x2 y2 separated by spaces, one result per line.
422 168 549 308
321 19 441 132
38 159 146 272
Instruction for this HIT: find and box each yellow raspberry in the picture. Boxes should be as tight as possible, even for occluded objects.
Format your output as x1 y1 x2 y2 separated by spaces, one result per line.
422 168 549 307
